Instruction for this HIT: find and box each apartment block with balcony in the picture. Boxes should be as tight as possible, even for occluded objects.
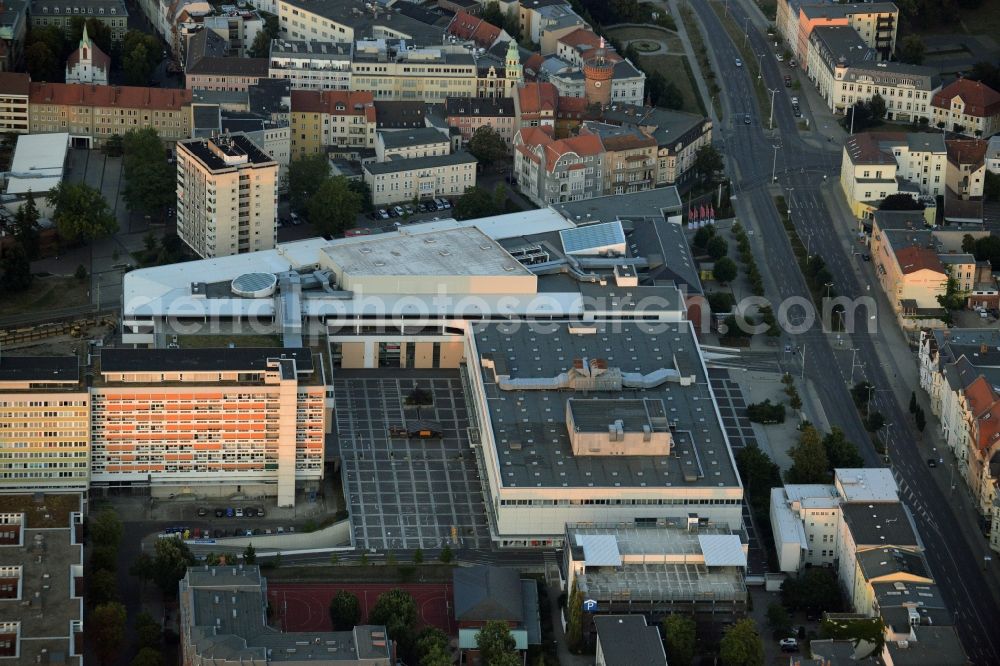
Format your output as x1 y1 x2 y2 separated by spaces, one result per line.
350 39 478 102
789 1 899 64
0 72 29 133
364 150 477 206
90 348 326 507
0 357 89 494
176 133 278 259
289 89 376 159
580 122 656 196
268 39 352 91
513 126 604 206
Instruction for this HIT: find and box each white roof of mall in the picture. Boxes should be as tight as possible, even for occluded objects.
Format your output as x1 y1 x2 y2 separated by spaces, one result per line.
122 208 577 319
5 133 69 196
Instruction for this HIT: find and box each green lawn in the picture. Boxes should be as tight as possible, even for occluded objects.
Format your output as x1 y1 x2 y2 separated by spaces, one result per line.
606 26 684 53
0 275 90 317
636 54 707 115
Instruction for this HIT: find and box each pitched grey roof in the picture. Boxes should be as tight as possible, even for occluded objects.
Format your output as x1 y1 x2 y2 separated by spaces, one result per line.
453 566 524 622
594 616 666 666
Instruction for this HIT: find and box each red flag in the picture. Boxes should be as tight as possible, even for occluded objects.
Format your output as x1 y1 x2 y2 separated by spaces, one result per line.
689 207 697 221
700 204 707 219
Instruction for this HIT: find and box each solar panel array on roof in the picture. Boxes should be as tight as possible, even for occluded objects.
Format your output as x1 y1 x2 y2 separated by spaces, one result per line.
559 220 626 256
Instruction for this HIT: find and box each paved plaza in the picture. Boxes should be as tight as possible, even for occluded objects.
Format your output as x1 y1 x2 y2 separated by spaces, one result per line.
332 373 491 552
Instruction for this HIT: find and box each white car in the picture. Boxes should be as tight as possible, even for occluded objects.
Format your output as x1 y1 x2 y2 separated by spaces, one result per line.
776 53 784 61
779 638 799 652
735 58 743 67
791 96 799 104
235 508 244 518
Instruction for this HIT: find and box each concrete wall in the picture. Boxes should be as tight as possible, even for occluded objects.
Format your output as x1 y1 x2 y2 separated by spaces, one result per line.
188 518 352 552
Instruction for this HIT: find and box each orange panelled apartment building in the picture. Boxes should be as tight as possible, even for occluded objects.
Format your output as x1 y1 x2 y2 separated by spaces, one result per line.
0 348 326 507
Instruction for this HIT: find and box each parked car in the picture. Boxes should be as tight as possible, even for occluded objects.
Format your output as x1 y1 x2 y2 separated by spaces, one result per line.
215 508 225 518
441 199 452 209
393 206 405 217
289 212 302 225
779 638 799 652
789 59 797 67
235 508 245 518
197 507 208 517
226 508 235 518
277 526 285 533
791 96 799 104
245 507 258 517
377 208 390 220
776 53 784 61
927 458 938 467
257 508 266 518
744 113 752 125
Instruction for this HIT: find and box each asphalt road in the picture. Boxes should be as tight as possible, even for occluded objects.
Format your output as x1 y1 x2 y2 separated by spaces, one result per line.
687 1 1000 662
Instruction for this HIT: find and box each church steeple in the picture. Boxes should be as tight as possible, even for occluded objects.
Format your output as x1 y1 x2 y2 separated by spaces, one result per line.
505 40 523 93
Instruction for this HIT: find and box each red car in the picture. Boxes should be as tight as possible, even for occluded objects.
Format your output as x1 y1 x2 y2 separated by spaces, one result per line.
345 228 372 237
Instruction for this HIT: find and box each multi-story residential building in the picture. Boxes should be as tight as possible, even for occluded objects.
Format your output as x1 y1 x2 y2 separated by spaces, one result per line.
779 0 898 64
555 27 601 67
0 492 84 665
91 347 326 506
176 133 278 258
364 151 477 206
185 29 269 92
515 81 559 129
580 122 656 195
0 0 28 72
807 26 938 121
0 356 89 493
987 135 1000 173
267 39 352 91
446 96 516 144
597 104 713 187
840 132 902 217
374 127 449 161
180 566 393 666
288 89 376 159
29 0 128 43
29 82 193 148
0 72 29 133
350 39 478 102
872 237 948 312
932 78 1000 138
446 10 504 50
514 126 604 205
770 483 842 571
946 138 988 200
532 3 586 55
202 6 265 58
64 25 109 85
517 0 569 49
277 0 446 45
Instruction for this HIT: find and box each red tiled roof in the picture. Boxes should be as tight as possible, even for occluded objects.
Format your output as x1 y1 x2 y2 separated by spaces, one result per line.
517 126 603 172
518 82 558 115
291 90 376 122
965 376 1000 452
523 53 545 76
843 131 905 165
558 28 601 50
932 79 1000 118
0 72 30 96
29 82 192 110
447 11 502 49
946 138 988 167
67 41 110 73
894 245 945 275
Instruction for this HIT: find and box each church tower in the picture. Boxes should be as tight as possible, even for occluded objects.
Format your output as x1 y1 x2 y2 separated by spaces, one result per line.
583 37 614 107
505 40 523 96
65 25 110 85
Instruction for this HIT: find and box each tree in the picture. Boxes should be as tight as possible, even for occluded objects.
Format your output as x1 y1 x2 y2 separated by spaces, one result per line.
12 191 41 260
706 235 729 260
1 244 33 292
47 181 118 245
25 41 60 82
766 603 792 639
692 224 716 249
823 427 863 469
662 614 696 666
719 618 764 666
970 235 1000 270
482 1 505 27
878 193 923 211
90 508 123 547
74 264 88 281
868 93 887 122
150 537 197 598
104 134 124 157
124 43 153 86
415 627 451 666
413 548 424 564
938 275 966 311
249 29 273 58
29 25 67 61
329 589 361 630
865 411 886 432
129 552 155 583
130 648 164 666
898 34 926 64
88 568 119 606
439 545 454 564
90 545 118 573
348 179 374 212
736 445 782 517
468 126 508 168
713 256 738 284
92 602 127 666
915 406 926 432
968 60 1000 91
659 81 685 110
693 144 724 182
746 399 785 424
781 567 843 613
452 186 496 220
565 580 584 652
288 153 331 214
308 176 362 236
122 128 175 216
476 620 520 666
787 425 830 483
243 543 257 565
909 391 918 414
850 381 874 409
842 101 872 132
135 612 163 651
369 589 418 651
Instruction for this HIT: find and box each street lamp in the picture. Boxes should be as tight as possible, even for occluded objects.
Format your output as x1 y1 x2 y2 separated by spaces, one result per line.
757 52 764 80
825 282 834 299
771 144 781 182
867 383 876 418
744 17 750 47
768 88 778 130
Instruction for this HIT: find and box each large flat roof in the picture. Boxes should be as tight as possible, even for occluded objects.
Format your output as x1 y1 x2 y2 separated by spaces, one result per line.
474 320 740 489
100 348 313 374
842 502 919 548
6 132 68 195
0 355 79 383
321 225 532 278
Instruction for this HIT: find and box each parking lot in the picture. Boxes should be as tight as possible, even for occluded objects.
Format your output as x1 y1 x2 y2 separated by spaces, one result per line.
332 373 491 552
